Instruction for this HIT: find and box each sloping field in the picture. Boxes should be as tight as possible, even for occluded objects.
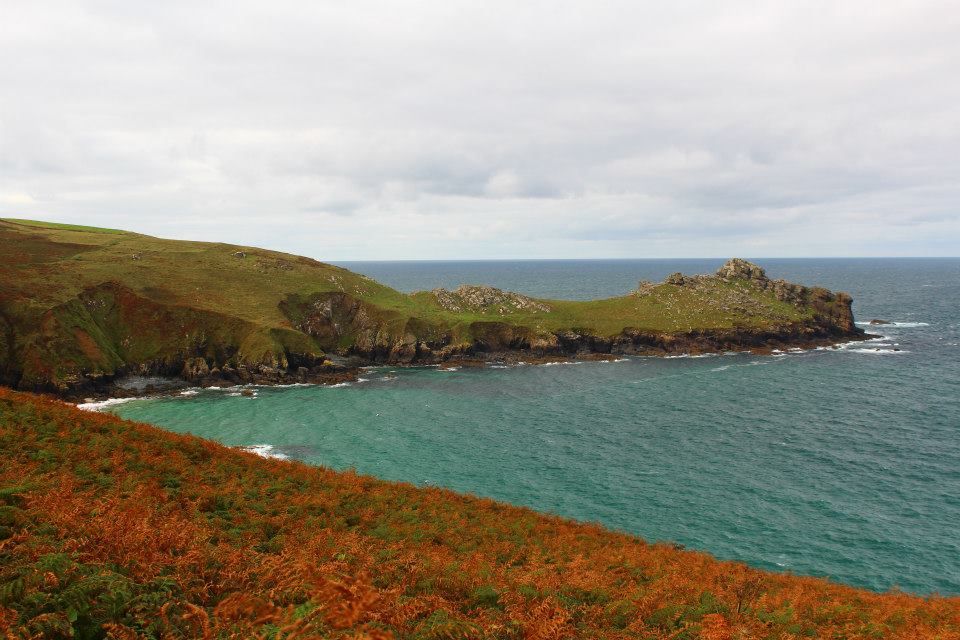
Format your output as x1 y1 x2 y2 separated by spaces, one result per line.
1 388 957 639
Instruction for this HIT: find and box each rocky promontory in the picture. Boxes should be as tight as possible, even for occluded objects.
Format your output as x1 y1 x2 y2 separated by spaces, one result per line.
0 219 866 398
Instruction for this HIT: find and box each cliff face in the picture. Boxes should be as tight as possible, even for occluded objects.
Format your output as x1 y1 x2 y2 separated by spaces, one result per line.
0 219 863 396
280 259 862 365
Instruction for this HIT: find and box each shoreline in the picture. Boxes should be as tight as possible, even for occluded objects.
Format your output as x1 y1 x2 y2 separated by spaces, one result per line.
69 330 874 406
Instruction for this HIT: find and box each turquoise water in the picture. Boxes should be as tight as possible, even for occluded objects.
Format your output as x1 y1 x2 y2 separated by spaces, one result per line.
109 259 960 595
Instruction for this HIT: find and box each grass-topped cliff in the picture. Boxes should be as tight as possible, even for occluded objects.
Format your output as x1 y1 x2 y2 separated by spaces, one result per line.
0 219 862 395
1 387 958 639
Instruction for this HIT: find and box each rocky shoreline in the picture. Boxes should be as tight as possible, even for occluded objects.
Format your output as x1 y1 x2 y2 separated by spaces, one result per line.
69 326 871 404
2 226 870 403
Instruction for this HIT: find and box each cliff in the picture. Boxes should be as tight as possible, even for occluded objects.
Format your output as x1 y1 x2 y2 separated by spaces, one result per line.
0 219 864 396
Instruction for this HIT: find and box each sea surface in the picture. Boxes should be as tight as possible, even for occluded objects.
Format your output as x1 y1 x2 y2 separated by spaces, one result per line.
106 258 960 595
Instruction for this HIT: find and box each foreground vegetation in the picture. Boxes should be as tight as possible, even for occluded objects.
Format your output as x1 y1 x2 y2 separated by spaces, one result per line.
0 219 861 395
1 388 957 639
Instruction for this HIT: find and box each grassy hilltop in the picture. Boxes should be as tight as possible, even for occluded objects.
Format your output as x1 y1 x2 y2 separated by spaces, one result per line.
1 387 958 639
0 218 861 394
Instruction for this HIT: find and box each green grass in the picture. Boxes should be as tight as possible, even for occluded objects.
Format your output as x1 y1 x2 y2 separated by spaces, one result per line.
0 218 847 391
0 218 127 234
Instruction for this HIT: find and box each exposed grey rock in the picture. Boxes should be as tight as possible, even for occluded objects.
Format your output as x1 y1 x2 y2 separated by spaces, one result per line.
716 258 767 282
431 285 551 313
716 258 807 304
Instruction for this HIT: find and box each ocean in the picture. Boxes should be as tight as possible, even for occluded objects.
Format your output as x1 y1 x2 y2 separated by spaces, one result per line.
105 258 960 595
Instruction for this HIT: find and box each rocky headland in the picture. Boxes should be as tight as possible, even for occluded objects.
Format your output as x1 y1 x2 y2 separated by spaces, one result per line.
0 219 867 400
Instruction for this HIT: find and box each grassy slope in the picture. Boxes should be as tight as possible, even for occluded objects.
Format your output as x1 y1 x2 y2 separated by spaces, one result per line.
1 387 958 639
0 219 826 390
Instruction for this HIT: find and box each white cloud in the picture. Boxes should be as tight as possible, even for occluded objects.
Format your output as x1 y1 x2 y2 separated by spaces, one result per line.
0 0 958 258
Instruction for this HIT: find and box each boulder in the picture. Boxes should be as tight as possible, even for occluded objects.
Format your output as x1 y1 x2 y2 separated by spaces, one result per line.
181 357 209 379
716 258 767 282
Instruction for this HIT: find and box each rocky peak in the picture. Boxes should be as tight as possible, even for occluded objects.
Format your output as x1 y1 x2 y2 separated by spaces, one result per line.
716 258 810 305
716 258 767 282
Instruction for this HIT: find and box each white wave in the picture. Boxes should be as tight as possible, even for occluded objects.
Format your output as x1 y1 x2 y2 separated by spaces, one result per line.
438 367 460 372
76 397 139 411
240 444 289 460
326 381 352 387
664 353 717 359
357 377 370 382
824 336 890 351
540 360 583 366
266 382 311 388
847 348 909 354
596 358 630 363
856 321 929 328
180 389 200 396
206 385 221 390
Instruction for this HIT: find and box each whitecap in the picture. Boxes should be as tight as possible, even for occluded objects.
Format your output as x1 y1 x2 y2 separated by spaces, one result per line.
856 321 929 328
255 382 310 389
540 361 582 366
847 348 909 354
326 381 352 387
76 397 139 411
240 444 289 460
179 389 200 396
664 353 717 359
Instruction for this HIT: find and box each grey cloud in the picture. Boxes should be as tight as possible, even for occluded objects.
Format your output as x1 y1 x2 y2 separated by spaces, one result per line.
1 0 958 259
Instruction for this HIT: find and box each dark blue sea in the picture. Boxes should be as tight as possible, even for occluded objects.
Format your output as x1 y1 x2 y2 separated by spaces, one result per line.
107 258 960 595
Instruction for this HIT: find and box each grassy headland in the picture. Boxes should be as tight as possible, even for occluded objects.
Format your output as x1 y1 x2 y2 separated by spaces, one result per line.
1 387 957 639
0 218 863 396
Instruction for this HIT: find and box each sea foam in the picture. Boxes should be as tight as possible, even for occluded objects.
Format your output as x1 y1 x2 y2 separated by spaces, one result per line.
76 397 139 411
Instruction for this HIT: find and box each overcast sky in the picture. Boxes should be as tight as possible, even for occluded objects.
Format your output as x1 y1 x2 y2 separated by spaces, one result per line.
1 1 958 259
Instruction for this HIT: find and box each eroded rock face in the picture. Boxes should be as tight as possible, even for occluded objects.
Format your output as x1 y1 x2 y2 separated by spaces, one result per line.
715 258 808 304
181 357 209 380
431 285 551 313
716 258 768 282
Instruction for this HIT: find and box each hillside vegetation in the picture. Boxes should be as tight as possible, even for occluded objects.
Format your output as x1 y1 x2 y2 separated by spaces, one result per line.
1 387 958 639
0 219 861 395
